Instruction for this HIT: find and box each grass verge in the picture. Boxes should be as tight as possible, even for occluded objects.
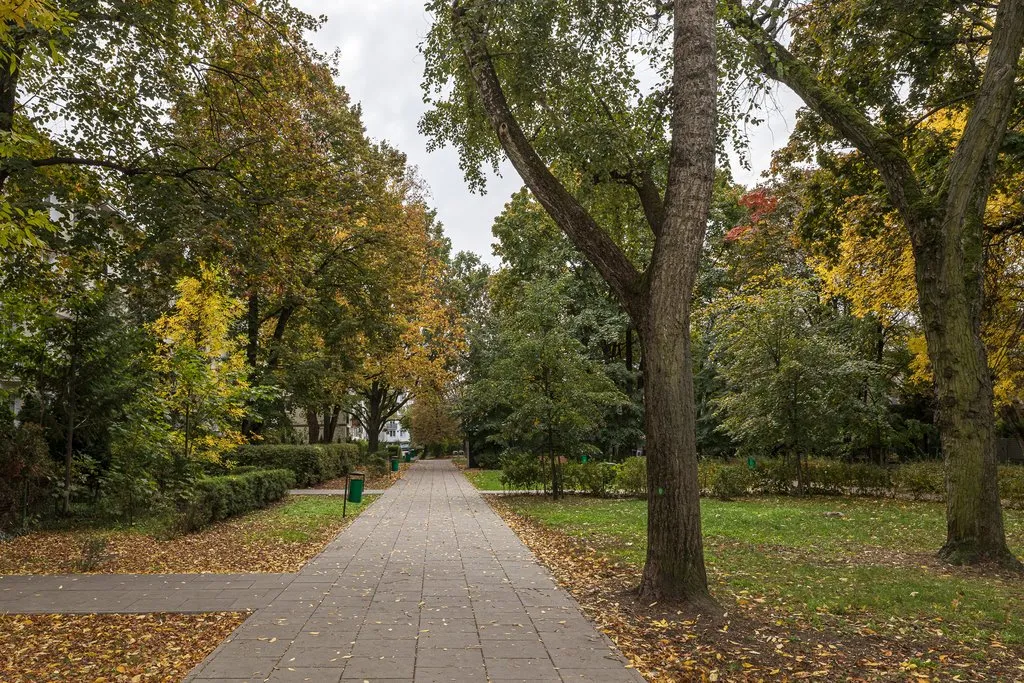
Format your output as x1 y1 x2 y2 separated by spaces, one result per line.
0 494 376 574
493 494 1024 681
462 468 505 490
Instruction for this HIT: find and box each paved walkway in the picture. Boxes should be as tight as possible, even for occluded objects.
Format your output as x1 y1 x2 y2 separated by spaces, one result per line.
0 574 292 614
187 459 642 682
290 488 389 496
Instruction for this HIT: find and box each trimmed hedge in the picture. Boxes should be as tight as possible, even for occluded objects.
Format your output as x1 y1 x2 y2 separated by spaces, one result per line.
229 443 360 487
175 468 295 533
563 461 619 496
696 458 1024 508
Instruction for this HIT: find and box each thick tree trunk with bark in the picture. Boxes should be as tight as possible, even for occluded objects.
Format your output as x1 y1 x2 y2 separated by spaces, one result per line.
638 323 714 607
306 409 320 445
452 0 721 608
727 0 1024 569
914 235 1014 565
323 405 341 443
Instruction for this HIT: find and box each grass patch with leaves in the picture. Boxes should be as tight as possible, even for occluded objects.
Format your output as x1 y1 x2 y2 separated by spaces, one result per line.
0 612 246 682
494 495 1024 681
0 494 376 575
463 468 505 490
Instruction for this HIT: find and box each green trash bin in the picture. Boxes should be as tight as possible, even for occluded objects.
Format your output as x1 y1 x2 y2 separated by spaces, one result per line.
404 452 411 463
580 454 589 463
390 457 400 472
347 473 365 504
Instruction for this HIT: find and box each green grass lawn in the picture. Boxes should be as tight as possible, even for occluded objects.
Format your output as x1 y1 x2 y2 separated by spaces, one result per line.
248 494 377 543
463 468 505 490
504 495 1024 644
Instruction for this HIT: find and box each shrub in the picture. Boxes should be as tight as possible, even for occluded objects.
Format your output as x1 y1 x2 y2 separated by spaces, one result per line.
174 468 295 534
474 450 502 470
891 461 944 500
615 456 647 497
74 535 112 572
229 443 360 487
564 461 618 496
500 450 547 491
998 465 1024 509
710 463 756 500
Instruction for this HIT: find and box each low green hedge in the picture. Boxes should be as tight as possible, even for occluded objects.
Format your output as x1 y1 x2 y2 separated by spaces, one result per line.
563 461 619 496
229 443 360 487
175 468 295 533
697 458 1024 508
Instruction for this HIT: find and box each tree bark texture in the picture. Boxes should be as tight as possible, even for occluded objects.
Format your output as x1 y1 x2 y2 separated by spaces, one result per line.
727 0 1024 568
453 0 720 606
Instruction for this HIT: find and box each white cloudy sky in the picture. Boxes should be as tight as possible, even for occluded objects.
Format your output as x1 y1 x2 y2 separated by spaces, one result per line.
293 1 800 264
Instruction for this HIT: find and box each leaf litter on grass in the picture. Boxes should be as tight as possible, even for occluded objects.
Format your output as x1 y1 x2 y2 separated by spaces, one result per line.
0 612 246 682
0 495 375 575
489 497 1024 682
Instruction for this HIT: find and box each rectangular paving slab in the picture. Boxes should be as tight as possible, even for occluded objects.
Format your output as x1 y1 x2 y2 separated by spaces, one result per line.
187 460 643 683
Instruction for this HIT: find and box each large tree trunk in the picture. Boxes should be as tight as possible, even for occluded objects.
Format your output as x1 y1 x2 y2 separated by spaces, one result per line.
306 409 320 445
323 405 340 443
451 0 719 608
726 0 1024 570
637 316 715 609
914 239 1015 565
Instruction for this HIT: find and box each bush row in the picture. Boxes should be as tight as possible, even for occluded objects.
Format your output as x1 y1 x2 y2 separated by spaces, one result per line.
496 454 1024 508
700 458 1024 508
229 443 361 487
175 468 295 534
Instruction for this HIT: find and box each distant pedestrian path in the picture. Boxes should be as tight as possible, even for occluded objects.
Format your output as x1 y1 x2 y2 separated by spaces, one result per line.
188 458 642 682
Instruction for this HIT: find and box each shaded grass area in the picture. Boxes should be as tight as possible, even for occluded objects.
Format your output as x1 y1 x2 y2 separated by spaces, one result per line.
0 495 376 574
504 495 1024 645
0 612 246 682
463 468 505 490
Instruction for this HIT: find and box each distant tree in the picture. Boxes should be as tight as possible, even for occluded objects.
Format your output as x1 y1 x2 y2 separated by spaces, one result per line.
466 280 626 497
711 273 884 493
147 266 252 481
727 0 1024 566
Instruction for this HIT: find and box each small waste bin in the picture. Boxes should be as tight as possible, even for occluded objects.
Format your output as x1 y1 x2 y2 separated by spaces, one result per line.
404 452 412 463
347 472 365 503
580 454 589 463
390 456 400 472
343 471 365 518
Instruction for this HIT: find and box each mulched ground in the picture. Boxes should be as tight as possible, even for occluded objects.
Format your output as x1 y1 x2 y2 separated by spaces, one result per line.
490 498 1024 682
0 612 246 682
0 496 367 575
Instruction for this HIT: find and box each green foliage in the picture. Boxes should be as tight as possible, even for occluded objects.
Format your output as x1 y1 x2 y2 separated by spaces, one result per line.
0 414 53 530
474 450 502 470
173 468 296 535
465 279 626 495
710 273 888 465
563 460 620 497
614 456 647 497
229 444 360 488
891 462 945 501
708 463 757 500
696 459 1024 508
499 450 547 491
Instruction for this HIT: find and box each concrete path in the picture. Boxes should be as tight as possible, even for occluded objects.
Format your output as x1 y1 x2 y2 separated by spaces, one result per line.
0 574 293 613
290 489 389 496
188 459 642 683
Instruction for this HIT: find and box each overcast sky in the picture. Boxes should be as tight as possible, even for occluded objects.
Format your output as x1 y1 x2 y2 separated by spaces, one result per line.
293 1 800 265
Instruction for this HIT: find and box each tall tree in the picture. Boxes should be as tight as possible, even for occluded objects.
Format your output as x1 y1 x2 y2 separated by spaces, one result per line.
422 0 721 606
727 0 1024 566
